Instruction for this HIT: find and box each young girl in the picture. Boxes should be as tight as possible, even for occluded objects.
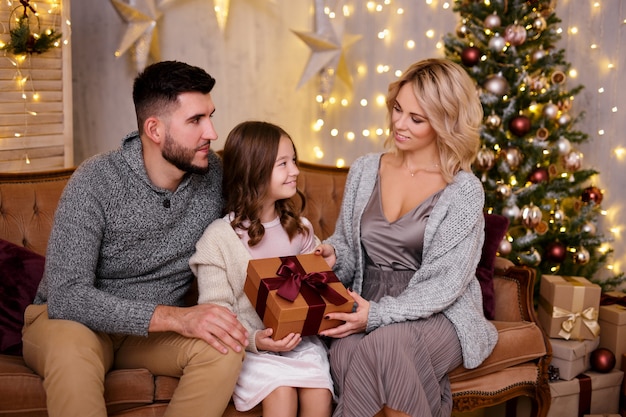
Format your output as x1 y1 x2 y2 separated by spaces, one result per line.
189 121 334 417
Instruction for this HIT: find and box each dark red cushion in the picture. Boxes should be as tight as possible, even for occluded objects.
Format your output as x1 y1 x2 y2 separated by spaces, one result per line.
0 239 45 355
477 213 509 320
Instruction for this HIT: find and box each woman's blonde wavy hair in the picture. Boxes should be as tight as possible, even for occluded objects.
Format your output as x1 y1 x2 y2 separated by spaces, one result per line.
383 58 483 183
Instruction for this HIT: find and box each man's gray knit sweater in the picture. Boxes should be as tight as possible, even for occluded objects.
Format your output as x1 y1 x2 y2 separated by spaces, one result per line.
33 132 224 336
326 152 498 369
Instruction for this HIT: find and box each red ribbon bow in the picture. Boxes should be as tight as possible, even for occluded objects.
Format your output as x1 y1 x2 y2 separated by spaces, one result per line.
600 292 626 308
275 256 348 306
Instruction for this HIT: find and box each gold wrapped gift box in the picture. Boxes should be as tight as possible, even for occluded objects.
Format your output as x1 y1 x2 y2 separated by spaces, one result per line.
245 254 354 340
538 275 602 341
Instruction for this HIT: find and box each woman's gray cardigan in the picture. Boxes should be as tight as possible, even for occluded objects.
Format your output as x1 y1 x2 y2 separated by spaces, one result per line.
326 152 498 369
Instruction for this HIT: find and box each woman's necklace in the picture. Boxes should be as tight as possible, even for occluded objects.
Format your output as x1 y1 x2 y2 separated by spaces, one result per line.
405 162 440 177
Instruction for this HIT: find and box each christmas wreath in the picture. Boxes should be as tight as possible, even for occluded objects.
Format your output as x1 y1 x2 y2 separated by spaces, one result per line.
1 0 62 55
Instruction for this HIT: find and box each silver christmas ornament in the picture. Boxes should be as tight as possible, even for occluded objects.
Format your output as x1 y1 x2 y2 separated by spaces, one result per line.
484 13 501 30
502 204 521 222
518 247 542 267
484 73 510 96
543 102 559 120
456 22 470 38
581 222 597 235
563 150 583 172
557 113 572 127
498 238 512 256
488 33 506 52
531 48 547 63
556 137 572 155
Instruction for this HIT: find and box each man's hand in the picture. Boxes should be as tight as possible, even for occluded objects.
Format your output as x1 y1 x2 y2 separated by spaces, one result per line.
150 304 249 354
255 328 302 352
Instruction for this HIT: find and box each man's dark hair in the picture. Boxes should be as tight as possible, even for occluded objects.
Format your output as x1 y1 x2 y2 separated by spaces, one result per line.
132 61 216 134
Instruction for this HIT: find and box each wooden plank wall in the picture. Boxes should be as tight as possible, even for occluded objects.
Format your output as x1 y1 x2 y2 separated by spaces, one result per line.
0 0 72 173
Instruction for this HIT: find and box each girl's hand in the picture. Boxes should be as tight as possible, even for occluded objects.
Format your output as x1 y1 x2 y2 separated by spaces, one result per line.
255 328 302 352
314 243 336 268
319 290 369 338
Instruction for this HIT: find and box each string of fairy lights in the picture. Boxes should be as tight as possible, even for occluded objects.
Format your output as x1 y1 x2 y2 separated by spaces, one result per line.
303 0 623 278
0 0 69 164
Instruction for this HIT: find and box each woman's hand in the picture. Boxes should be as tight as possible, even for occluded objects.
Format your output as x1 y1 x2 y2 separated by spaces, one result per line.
255 328 302 352
319 290 369 338
314 243 336 268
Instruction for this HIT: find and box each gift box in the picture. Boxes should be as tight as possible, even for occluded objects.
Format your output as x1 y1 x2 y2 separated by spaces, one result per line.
583 414 621 417
245 254 354 340
598 292 626 369
550 337 600 380
583 414 621 416
619 353 626 417
547 369 624 417
538 275 602 341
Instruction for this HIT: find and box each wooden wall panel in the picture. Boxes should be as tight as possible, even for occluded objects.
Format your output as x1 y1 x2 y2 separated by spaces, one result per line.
0 0 72 173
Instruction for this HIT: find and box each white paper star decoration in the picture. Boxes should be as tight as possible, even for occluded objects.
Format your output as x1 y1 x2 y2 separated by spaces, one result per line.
111 0 177 72
291 0 361 94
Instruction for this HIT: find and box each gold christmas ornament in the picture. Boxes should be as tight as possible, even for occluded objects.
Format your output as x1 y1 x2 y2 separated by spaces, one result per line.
521 203 543 229
475 147 496 172
535 127 550 141
572 246 590 265
485 113 502 128
551 70 566 84
504 23 527 46
496 182 512 199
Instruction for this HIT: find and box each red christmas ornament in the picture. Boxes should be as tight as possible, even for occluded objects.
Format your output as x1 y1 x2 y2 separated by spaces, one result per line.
582 186 603 205
528 167 549 184
509 115 531 137
590 348 616 373
544 241 566 263
461 46 482 67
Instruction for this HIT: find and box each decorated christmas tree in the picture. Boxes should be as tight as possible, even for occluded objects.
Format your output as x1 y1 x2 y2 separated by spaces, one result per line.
443 0 624 290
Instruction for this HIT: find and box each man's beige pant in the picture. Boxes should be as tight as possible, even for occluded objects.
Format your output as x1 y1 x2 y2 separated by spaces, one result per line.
22 304 244 417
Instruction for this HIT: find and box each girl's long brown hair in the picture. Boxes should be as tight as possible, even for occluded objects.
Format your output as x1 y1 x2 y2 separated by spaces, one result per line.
222 121 309 247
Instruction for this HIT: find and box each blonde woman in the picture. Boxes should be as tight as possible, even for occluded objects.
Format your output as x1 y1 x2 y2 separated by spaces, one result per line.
315 58 497 417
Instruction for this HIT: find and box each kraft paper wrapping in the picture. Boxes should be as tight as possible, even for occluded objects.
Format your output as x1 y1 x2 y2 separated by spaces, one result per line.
245 254 354 340
599 292 626 369
547 369 624 417
538 275 602 341
551 337 600 381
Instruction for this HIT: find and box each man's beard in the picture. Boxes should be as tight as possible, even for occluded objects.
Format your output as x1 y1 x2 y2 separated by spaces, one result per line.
162 132 210 175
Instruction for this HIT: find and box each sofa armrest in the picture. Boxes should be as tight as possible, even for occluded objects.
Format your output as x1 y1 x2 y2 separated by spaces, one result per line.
492 259 537 323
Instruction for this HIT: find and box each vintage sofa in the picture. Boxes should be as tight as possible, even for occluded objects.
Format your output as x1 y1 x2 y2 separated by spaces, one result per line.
0 161 552 417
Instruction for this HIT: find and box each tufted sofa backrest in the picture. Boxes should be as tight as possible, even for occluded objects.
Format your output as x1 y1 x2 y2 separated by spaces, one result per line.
0 161 349 256
0 168 74 256
296 161 349 241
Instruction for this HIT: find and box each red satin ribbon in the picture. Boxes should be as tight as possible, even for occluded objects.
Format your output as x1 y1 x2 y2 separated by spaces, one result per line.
575 374 591 417
275 256 347 305
600 292 626 307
